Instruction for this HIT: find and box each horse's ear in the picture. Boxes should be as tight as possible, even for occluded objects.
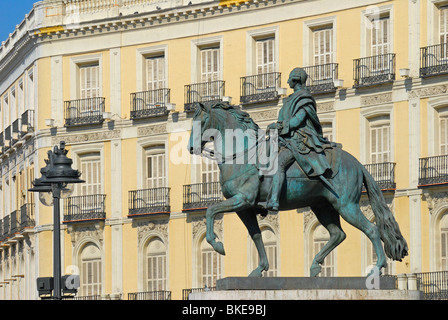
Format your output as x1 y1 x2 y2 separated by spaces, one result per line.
194 102 209 113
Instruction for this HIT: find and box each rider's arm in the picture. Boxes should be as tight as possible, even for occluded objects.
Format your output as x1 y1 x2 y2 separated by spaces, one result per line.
280 108 306 135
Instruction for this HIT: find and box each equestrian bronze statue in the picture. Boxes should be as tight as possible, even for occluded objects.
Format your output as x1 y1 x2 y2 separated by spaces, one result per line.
188 67 408 277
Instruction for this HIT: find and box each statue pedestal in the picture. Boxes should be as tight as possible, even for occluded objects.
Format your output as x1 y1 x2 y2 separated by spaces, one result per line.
189 277 422 300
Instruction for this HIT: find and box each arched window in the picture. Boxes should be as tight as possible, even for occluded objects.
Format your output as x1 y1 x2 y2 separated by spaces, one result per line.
79 243 102 297
145 237 167 292
440 213 448 270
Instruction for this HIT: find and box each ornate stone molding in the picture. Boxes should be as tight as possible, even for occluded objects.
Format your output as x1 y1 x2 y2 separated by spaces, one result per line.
67 222 105 246
249 109 278 122
316 101 335 113
258 211 279 232
422 189 448 214
137 124 167 137
408 85 448 99
361 92 392 106
52 130 121 145
136 218 169 245
191 213 223 240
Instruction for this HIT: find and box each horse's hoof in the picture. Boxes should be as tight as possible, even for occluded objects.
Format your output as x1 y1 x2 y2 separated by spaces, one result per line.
213 242 226 255
310 264 321 277
248 268 263 277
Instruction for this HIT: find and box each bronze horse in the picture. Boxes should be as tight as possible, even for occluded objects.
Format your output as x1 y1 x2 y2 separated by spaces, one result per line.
188 102 408 277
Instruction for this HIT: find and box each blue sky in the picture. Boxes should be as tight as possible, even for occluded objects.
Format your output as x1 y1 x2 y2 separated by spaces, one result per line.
0 0 38 43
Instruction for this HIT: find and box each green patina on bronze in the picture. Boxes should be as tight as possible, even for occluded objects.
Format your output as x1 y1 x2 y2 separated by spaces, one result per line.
188 68 408 278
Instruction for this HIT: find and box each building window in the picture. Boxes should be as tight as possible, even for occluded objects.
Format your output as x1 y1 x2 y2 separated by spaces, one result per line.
145 237 167 292
144 146 166 189
256 38 275 75
145 55 166 91
78 152 101 196
312 224 334 277
368 115 391 164
80 243 102 297
441 6 448 44
200 47 220 84
200 235 222 288
313 26 334 66
438 107 448 155
79 64 100 100
440 213 448 270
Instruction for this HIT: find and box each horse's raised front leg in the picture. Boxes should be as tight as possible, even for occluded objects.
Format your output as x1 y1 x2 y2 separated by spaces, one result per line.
236 209 269 277
206 193 251 255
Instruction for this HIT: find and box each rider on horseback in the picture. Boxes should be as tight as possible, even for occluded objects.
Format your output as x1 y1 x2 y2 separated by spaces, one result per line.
266 67 335 212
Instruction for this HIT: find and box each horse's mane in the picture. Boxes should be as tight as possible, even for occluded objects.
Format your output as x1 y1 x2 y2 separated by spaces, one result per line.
210 102 260 131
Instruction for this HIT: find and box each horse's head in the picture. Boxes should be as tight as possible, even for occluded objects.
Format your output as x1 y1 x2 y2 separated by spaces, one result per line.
188 102 214 155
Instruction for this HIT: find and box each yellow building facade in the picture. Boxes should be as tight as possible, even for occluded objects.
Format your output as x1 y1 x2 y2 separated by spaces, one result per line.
0 0 447 300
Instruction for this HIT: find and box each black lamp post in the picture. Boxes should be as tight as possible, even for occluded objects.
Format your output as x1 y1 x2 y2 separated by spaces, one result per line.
29 141 84 300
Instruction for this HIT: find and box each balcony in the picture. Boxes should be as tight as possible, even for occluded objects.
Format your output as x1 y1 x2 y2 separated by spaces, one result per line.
303 63 338 95
21 109 35 138
130 89 170 120
20 203 35 230
183 182 223 211
420 43 448 78
363 162 396 191
240 72 282 104
64 97 105 127
128 187 170 217
353 53 396 88
128 291 172 300
184 80 225 112
4 125 12 151
418 155 448 187
63 194 106 223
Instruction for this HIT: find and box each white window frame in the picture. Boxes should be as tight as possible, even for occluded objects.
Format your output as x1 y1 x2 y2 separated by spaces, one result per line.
246 27 279 76
145 237 167 292
136 45 169 93
137 137 169 190
191 36 223 84
71 143 105 196
70 54 103 100
303 16 337 67
361 4 394 58
359 104 394 165
144 145 167 189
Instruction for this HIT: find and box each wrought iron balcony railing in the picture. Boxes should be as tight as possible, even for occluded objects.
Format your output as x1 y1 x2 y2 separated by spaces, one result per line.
184 80 225 112
420 43 448 78
20 203 35 230
4 125 12 151
2 215 10 240
12 119 20 145
128 187 170 217
353 53 396 88
9 210 19 236
418 155 448 186
363 162 396 191
128 291 172 300
415 271 448 300
64 194 106 223
240 72 281 104
21 109 35 138
64 97 105 127
182 287 216 300
183 182 223 211
130 89 170 119
303 63 338 94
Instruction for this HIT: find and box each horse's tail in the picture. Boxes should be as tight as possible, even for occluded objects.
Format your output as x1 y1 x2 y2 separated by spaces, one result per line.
362 166 408 261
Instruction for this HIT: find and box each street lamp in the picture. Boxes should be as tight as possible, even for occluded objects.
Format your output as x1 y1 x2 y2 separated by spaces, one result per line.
29 141 84 300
